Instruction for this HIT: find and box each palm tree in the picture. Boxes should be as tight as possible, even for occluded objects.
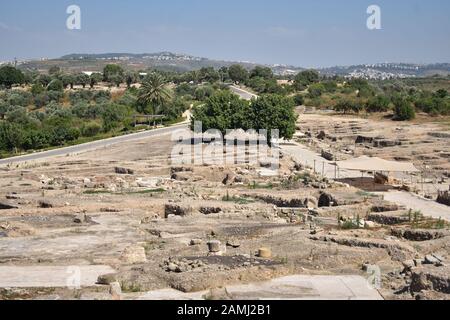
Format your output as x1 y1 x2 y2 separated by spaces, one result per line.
138 73 172 114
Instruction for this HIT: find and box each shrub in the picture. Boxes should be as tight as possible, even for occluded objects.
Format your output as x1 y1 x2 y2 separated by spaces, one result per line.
307 83 325 99
93 90 111 103
366 95 391 113
47 90 64 103
31 83 45 96
293 94 305 106
81 122 102 137
34 93 50 108
47 79 64 92
393 96 416 121
0 122 24 151
160 98 189 121
7 91 33 107
69 90 93 104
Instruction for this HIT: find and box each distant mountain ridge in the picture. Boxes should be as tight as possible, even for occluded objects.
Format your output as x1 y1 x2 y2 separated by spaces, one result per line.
318 63 450 79
60 52 207 61
15 52 450 78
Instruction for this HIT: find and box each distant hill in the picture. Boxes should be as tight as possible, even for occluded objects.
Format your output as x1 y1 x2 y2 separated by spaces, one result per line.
319 63 450 79
60 52 207 62
17 52 265 74
14 52 449 79
16 52 304 76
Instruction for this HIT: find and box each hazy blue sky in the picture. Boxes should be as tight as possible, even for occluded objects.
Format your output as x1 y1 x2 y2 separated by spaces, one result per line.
0 0 449 67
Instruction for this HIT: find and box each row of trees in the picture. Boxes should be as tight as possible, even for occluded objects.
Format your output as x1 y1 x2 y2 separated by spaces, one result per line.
0 64 143 91
333 89 449 120
334 93 415 119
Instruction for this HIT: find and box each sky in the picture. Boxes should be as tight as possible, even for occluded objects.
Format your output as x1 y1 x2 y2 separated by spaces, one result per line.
0 0 449 67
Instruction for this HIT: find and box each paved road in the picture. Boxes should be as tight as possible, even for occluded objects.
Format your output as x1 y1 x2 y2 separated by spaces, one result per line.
379 191 450 221
229 85 258 101
0 123 187 166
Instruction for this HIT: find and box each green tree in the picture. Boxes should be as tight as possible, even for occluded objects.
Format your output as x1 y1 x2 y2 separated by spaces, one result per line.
76 73 90 88
250 94 297 143
90 73 102 89
125 71 138 88
36 74 52 87
250 66 273 79
137 73 172 114
103 64 124 82
191 90 250 134
228 65 249 84
160 98 189 121
0 66 25 88
61 74 75 89
218 66 229 82
199 67 220 83
194 85 215 101
110 74 123 88
246 77 267 93
334 99 357 114
322 80 338 93
294 70 319 90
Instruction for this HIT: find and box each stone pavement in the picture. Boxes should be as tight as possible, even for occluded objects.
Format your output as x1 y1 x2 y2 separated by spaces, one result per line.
0 265 115 288
139 275 383 300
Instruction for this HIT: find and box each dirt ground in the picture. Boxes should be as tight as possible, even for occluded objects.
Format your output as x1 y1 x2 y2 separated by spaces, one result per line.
296 113 450 195
0 118 449 300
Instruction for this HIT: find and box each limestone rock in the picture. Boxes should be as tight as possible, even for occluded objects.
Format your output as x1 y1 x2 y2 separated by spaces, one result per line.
190 239 202 246
226 240 241 248
109 282 122 300
165 204 193 218
207 240 221 253
120 245 147 264
97 273 117 285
